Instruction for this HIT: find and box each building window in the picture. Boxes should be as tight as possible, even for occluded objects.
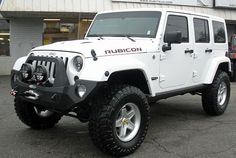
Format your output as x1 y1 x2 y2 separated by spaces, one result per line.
79 19 93 39
43 18 92 45
213 21 226 43
165 15 189 43
194 18 210 43
0 19 10 56
43 19 78 45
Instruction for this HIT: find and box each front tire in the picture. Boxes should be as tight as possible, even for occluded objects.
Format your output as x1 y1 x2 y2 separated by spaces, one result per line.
89 85 150 156
14 97 62 129
202 70 230 116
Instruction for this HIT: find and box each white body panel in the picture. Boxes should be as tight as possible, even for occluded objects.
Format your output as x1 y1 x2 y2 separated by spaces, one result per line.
203 57 231 84
13 56 28 71
12 8 230 97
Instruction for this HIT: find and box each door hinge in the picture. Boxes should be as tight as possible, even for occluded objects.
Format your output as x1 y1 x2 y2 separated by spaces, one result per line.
159 75 165 82
160 53 167 61
193 71 198 77
193 53 198 59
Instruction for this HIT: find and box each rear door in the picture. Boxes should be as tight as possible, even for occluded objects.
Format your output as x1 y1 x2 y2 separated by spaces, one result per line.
192 17 212 83
159 13 194 89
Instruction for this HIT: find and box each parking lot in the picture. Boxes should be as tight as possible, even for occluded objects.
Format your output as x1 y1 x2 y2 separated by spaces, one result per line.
0 75 236 158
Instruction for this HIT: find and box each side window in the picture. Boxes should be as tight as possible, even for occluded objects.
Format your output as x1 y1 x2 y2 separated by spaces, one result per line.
194 18 209 43
165 15 189 43
212 21 226 43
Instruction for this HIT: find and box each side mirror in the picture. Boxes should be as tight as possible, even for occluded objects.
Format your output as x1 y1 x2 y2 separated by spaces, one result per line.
162 31 182 52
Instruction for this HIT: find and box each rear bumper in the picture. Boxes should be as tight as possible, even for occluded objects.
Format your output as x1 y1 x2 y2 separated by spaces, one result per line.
11 70 101 113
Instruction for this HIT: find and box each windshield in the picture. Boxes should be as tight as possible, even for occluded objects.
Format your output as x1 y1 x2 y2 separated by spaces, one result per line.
87 11 161 38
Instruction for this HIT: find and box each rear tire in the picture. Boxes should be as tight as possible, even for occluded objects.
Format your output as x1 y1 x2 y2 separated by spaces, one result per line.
202 70 230 116
14 97 62 129
89 85 150 156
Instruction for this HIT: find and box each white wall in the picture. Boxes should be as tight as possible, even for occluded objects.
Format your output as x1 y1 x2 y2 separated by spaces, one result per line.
0 18 42 75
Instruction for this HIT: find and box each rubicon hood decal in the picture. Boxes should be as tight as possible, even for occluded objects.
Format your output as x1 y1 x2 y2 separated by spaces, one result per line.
32 39 154 58
105 48 142 54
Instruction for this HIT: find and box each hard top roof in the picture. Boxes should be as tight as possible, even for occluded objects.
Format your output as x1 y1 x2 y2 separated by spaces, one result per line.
98 8 225 22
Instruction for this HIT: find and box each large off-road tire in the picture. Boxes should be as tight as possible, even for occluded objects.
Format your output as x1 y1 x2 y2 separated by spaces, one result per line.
14 97 62 129
202 70 230 116
89 85 150 156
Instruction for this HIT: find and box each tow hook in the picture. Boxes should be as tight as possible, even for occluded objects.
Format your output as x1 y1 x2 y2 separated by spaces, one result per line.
10 89 17 96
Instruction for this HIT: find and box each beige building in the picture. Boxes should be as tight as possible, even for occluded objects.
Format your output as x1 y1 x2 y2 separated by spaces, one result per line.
1 0 236 75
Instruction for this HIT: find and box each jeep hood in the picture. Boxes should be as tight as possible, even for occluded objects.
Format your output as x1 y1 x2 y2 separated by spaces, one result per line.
32 39 156 58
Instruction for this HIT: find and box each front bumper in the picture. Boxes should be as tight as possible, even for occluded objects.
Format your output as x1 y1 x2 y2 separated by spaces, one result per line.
11 69 101 113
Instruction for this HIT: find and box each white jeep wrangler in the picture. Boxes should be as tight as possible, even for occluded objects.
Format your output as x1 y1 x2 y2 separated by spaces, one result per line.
11 9 231 156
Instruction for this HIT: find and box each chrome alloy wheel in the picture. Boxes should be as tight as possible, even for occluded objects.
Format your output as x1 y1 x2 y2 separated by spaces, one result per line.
217 82 227 106
115 103 141 142
33 106 54 118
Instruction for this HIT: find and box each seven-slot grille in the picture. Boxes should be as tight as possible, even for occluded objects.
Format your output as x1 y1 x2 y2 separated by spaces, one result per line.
32 55 69 80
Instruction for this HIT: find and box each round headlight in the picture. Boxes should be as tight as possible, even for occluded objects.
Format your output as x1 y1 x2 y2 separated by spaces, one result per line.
34 65 48 82
73 56 83 72
20 63 34 81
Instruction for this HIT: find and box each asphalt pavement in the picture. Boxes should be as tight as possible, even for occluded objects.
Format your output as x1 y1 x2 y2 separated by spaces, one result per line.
0 75 236 158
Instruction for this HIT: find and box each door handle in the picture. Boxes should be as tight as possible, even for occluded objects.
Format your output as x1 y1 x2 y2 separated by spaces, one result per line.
185 49 194 54
205 49 213 53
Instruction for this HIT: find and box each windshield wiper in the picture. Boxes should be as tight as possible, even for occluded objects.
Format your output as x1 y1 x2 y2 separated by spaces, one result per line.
123 35 136 42
88 34 104 40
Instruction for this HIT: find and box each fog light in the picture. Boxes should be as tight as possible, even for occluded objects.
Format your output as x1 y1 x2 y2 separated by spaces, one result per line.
76 84 87 98
20 63 34 81
34 65 48 82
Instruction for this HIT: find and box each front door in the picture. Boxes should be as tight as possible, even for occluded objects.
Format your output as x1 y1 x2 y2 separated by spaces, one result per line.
159 13 193 89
